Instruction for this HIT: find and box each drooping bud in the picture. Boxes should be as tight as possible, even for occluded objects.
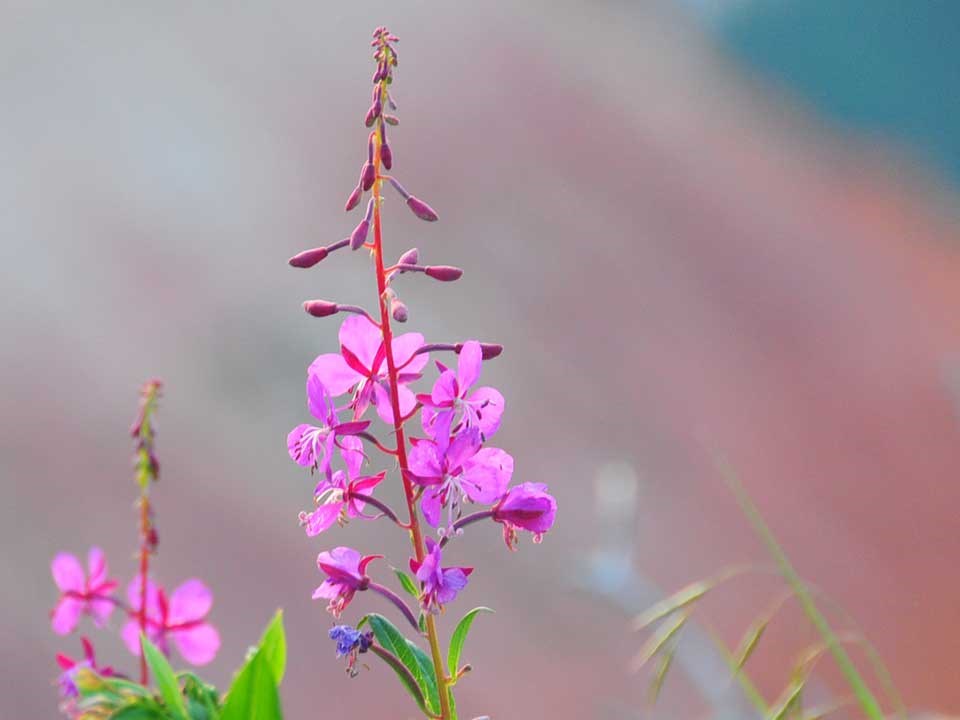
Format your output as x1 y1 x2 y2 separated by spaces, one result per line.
361 163 376 192
303 300 339 318
397 248 419 266
425 265 463 282
380 142 393 170
364 106 377 127
384 114 399 126
351 199 375 250
289 247 329 268
392 299 408 323
455 342 503 360
344 184 363 212
407 196 439 222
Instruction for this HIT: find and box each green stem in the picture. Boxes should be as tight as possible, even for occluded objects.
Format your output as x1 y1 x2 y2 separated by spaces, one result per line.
719 462 886 720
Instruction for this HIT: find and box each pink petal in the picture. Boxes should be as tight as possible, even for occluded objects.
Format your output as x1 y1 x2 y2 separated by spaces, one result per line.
372 382 403 424
462 447 513 504
446 427 482 470
312 579 340 600
421 489 443 527
430 371 458 407
51 597 83 635
287 424 319 467
89 597 115 627
126 576 162 618
468 386 505 438
339 435 365 479
86 547 108 587
168 579 213 625
391 332 427 372
339 315 383 371
306 373 335 422
303 503 342 536
121 619 144 656
308 353 362 397
172 623 220 666
456 341 482 392
52 553 85 593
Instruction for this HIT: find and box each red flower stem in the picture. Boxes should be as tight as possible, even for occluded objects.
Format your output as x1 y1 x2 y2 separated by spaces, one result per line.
137 495 150 684
371 87 453 718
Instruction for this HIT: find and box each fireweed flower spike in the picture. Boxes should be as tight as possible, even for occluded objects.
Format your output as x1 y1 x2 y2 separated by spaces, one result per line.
50 548 118 635
284 27 556 718
409 538 473 614
121 577 220 665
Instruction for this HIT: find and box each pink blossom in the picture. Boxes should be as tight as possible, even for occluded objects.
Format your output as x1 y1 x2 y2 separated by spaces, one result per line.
287 373 370 473
419 340 504 441
493 483 557 550
122 577 220 666
313 546 381 617
55 636 116 703
50 548 118 635
409 538 472 613
309 315 428 424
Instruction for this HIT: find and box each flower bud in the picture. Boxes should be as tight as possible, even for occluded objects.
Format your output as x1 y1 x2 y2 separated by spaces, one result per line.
344 184 362 212
397 247 419 265
380 142 393 170
361 163 376 192
384 114 399 126
425 265 462 282
391 299 408 323
288 247 329 268
364 106 377 127
406 196 438 222
303 300 339 318
350 220 369 251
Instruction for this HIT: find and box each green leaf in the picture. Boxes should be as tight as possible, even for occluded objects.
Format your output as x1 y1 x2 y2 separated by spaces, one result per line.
257 610 287 685
368 645 431 717
220 650 282 720
141 635 188 720
367 613 440 715
629 609 691 674
110 705 168 720
392 566 420 598
633 581 710 632
446 607 494 677
733 615 771 672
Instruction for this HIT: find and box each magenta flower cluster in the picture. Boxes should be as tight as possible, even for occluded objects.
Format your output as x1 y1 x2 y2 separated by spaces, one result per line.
285 28 557 705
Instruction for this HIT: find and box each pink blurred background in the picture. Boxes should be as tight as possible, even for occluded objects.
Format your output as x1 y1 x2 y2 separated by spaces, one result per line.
4 2 960 718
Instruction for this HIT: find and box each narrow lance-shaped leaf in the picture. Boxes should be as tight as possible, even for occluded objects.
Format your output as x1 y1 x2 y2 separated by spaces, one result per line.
368 645 433 718
367 613 441 715
632 581 710 632
392 566 420 599
219 649 283 720
769 676 806 720
647 645 676 706
734 614 771 672
447 607 494 678
630 609 691 674
257 610 287 685
141 634 188 720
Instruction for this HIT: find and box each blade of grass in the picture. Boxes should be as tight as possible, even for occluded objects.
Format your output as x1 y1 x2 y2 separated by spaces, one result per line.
719 462 885 720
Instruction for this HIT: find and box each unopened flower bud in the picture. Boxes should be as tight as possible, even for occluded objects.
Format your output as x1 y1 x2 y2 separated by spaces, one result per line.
344 184 362 212
455 342 503 360
384 114 399 126
361 163 376 192
392 299 408 323
425 265 462 281
303 300 339 318
380 142 393 170
407 196 438 222
364 106 377 127
397 247 419 265
350 220 369 250
288 247 329 268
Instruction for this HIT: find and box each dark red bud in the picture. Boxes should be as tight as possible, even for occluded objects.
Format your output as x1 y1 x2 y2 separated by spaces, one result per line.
345 184 363 212
289 247 329 268
303 300 339 318
406 196 438 222
456 342 504 360
397 247 419 265
425 265 463 282
361 163 376 192
381 142 393 170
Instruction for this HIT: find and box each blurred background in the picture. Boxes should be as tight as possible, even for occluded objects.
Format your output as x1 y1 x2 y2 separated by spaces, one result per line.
3 1 960 717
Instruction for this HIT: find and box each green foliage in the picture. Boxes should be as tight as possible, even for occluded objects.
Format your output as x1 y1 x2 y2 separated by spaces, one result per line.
141 636 189 720
446 607 493 679
392 566 420 599
365 612 441 716
219 650 282 720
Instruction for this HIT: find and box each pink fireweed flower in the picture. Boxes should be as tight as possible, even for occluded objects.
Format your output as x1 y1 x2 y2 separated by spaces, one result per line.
287 373 370 473
493 482 558 550
309 315 428 424
50 548 118 635
313 546 382 618
122 577 220 666
406 418 513 534
419 340 505 441
300 437 386 536
409 538 472 614
56 636 116 702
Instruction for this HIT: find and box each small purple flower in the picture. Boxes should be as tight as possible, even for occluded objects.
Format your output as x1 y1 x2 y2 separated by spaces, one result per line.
329 624 374 676
406 420 513 533
300 437 386 536
313 547 381 618
493 483 558 550
309 315 428 424
50 548 118 635
418 340 504 441
287 373 370 474
409 538 472 613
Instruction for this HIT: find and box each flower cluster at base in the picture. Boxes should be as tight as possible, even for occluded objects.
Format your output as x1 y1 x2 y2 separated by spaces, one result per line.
286 25 558 714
